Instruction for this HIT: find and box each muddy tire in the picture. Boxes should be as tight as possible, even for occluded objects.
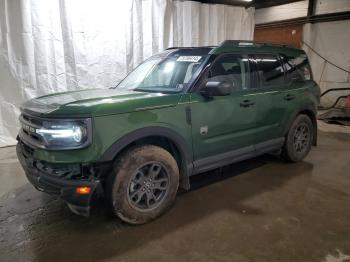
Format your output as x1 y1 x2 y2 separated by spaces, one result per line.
282 114 313 162
107 145 179 224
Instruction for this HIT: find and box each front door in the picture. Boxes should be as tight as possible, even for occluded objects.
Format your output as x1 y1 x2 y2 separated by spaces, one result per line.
190 54 259 172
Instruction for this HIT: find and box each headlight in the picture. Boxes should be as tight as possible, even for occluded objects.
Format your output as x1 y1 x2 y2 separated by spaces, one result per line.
34 119 92 149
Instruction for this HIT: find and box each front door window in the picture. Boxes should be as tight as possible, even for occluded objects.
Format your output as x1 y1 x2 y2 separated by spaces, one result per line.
207 54 250 91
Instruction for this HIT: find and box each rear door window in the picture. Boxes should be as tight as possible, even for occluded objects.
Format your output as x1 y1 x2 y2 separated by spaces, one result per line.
254 54 284 88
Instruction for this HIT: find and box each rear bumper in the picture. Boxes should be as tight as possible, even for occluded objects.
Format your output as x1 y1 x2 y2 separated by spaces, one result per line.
16 142 101 216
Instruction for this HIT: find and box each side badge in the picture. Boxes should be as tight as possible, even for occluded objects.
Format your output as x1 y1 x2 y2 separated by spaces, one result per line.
200 126 208 136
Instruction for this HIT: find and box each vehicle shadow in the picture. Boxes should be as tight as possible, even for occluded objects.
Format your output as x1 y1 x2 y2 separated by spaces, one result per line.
0 154 314 261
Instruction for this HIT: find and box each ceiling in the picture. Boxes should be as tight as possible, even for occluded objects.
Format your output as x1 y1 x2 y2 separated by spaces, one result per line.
189 0 303 9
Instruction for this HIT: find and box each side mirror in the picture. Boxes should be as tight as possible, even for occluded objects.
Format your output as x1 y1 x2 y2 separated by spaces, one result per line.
200 81 233 97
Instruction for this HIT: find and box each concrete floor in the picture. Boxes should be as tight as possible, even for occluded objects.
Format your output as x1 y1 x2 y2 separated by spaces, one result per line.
0 131 350 262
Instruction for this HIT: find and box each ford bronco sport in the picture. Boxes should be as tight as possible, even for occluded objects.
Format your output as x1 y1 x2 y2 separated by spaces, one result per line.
17 40 320 224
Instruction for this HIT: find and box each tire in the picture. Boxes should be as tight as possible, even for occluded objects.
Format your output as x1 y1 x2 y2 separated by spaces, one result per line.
282 114 314 162
107 145 179 224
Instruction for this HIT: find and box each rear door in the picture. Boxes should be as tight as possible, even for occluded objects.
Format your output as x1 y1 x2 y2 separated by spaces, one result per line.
248 54 286 145
272 53 314 138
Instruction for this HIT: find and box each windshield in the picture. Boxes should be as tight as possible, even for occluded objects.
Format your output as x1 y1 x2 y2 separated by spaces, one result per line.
116 52 208 93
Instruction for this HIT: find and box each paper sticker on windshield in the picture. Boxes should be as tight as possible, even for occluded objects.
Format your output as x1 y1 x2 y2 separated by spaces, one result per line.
176 56 202 62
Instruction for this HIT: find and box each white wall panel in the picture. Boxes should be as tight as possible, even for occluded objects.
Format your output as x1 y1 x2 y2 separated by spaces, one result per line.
255 0 350 25
315 0 350 15
303 21 350 106
255 0 308 24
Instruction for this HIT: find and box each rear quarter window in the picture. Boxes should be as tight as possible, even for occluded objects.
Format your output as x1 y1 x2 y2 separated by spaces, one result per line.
281 54 312 82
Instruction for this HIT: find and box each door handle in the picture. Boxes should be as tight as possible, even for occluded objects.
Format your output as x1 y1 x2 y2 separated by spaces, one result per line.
284 94 295 101
240 100 255 107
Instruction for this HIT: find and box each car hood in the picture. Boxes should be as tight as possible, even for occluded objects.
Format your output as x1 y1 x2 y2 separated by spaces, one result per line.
21 88 182 117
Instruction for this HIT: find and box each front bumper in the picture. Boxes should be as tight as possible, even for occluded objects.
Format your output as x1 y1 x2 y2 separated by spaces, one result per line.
16 141 102 216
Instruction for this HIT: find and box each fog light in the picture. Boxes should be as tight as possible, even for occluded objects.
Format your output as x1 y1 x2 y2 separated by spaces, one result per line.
76 186 91 195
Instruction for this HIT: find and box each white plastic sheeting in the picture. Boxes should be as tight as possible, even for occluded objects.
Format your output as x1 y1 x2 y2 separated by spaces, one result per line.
0 0 254 147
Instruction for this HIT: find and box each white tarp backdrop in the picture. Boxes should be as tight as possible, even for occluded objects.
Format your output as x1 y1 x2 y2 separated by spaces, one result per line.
0 0 254 147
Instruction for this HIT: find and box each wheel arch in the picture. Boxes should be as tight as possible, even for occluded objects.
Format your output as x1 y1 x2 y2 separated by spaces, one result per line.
99 127 193 190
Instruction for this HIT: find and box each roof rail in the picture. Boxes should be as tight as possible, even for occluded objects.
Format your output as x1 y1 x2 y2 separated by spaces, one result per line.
219 40 295 49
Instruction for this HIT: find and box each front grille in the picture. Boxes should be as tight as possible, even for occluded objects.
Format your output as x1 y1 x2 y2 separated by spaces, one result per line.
19 139 35 157
19 113 45 148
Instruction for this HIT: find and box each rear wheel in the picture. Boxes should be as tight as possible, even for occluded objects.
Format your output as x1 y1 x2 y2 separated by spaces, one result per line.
107 145 179 224
282 114 313 162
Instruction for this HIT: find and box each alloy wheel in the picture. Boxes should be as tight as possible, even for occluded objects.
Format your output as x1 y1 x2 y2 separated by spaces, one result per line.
293 123 310 153
127 162 170 211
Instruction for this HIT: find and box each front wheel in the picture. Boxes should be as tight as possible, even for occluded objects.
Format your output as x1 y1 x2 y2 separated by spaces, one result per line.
282 114 314 162
107 145 179 224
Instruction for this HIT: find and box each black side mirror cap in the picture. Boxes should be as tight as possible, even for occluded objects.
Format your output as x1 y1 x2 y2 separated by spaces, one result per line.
200 81 233 97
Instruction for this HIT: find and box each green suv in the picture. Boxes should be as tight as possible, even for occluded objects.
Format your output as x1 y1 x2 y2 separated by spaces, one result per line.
17 40 320 224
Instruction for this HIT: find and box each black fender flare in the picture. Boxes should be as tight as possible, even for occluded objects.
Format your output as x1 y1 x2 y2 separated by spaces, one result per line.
99 126 193 189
